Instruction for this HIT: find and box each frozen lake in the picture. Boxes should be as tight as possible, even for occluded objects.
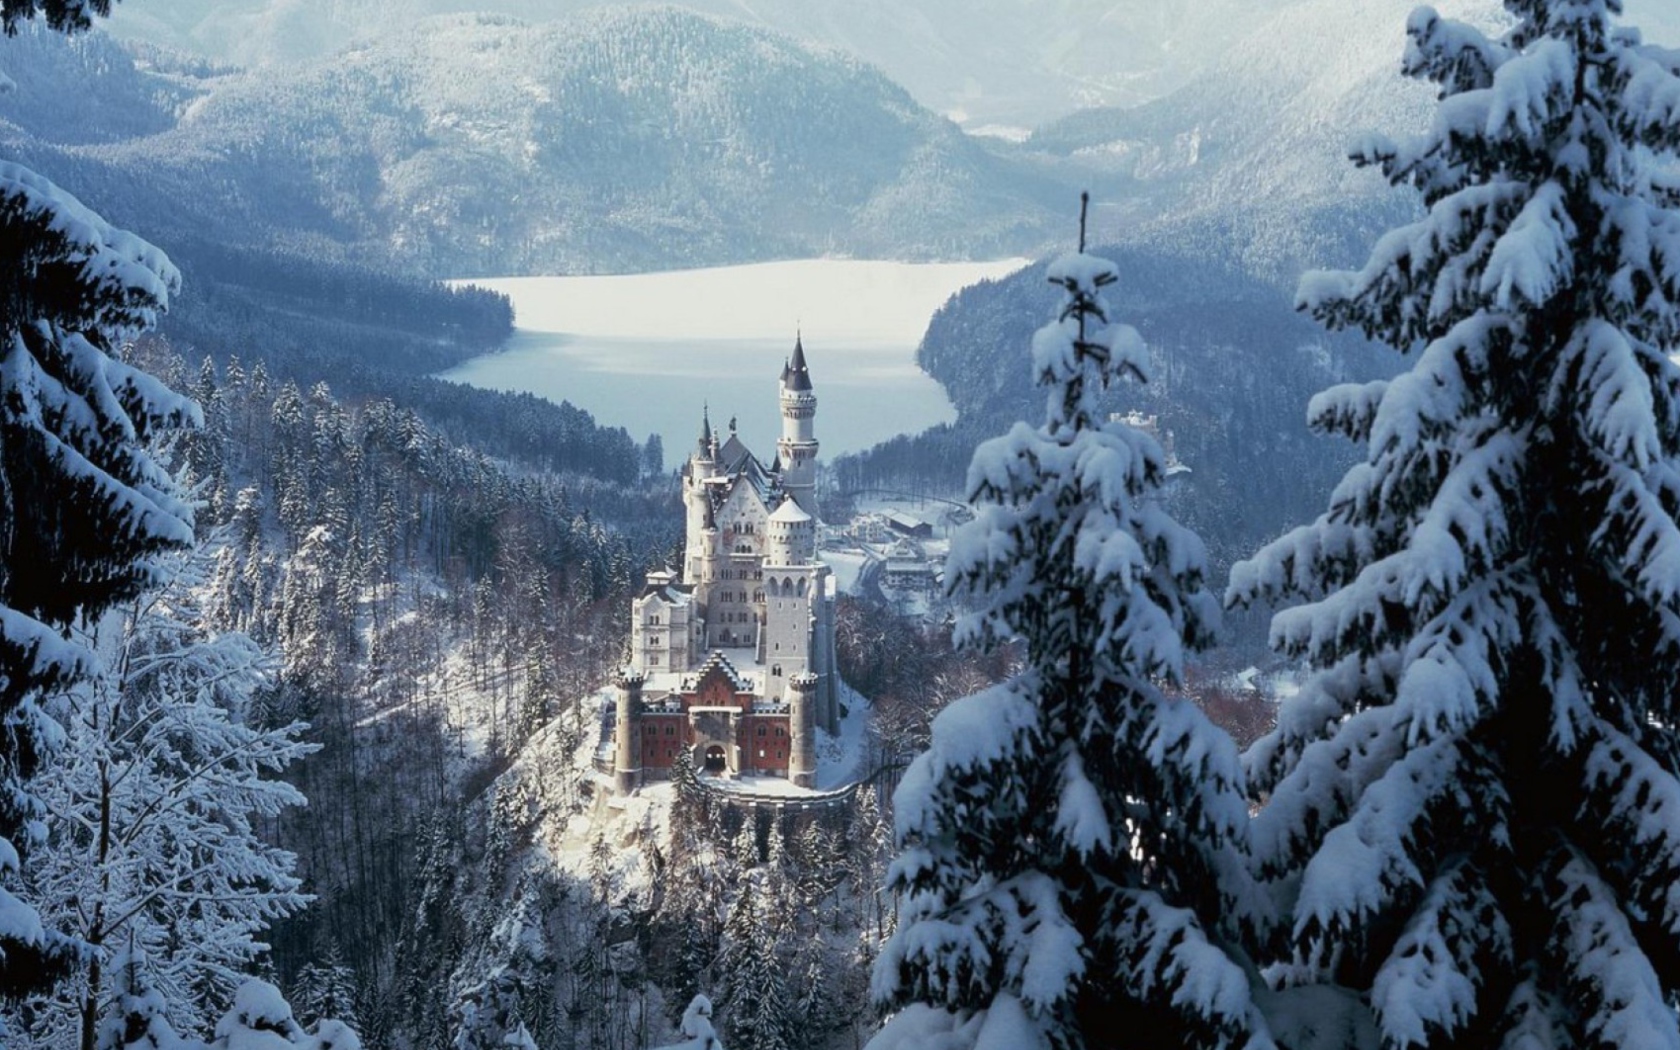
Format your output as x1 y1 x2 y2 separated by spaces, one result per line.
439 258 1027 464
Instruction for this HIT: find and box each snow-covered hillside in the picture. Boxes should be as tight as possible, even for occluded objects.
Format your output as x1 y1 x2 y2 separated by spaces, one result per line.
99 0 1680 132
99 0 1285 129
52 9 1062 275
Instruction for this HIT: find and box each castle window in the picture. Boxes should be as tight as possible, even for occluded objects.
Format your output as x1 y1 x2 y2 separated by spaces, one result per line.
666 725 675 735
758 725 767 736
776 727 785 737
645 726 656 735
772 664 781 676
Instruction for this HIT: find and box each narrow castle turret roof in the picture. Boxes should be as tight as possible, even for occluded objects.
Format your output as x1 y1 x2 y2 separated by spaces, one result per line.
784 335 812 392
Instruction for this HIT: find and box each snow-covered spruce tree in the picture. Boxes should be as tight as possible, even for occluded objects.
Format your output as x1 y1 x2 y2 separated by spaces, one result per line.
870 202 1271 1050
0 0 195 1002
1226 4 1680 1046
20 541 312 1047
97 947 186 1050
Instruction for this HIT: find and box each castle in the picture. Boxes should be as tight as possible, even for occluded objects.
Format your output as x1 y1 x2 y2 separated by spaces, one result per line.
612 337 839 791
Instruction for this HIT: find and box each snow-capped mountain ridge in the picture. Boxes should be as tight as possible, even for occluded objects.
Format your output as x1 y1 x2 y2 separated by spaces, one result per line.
7 8 1063 275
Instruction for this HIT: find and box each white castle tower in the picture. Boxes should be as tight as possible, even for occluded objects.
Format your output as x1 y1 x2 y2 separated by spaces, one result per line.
777 335 819 516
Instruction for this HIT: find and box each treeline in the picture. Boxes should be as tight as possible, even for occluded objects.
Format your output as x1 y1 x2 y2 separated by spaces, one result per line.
151 241 652 486
172 238 516 345
895 246 1390 567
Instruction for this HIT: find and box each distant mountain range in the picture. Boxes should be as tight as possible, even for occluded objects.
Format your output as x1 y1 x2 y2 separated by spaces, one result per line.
98 0 1289 130
7 0 1676 283
96 0 1680 133
0 9 1071 276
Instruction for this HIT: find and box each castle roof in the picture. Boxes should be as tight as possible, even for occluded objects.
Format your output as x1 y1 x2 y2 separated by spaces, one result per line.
784 335 812 392
769 498 812 524
694 650 750 693
715 433 755 474
636 580 695 604
701 433 778 511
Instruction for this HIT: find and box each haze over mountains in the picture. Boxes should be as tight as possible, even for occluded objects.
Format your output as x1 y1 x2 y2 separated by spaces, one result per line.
99 0 1680 133
101 0 1287 130
5 0 1675 283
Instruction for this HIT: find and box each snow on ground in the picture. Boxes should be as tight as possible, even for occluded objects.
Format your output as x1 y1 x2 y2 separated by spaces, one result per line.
817 679 871 789
822 548 872 594
441 258 1026 459
1230 665 1304 704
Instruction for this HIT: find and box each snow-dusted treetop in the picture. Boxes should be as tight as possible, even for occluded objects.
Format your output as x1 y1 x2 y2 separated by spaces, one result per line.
1230 1 1680 1046
875 213 1270 1050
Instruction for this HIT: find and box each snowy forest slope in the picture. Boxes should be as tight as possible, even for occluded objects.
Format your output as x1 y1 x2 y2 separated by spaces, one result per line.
0 10 1066 277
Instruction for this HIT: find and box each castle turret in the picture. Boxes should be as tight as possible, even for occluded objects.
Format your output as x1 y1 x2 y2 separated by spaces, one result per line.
777 336 819 517
613 668 645 794
684 407 718 583
787 671 818 788
766 497 814 566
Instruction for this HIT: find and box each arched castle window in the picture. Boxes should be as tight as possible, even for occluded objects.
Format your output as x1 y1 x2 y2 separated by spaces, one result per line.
797 578 808 597
782 576 794 591
767 579 779 597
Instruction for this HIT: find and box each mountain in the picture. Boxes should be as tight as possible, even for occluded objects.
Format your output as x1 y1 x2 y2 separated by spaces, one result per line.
97 0 1680 133
1027 0 1503 282
98 0 1291 130
8 9 1064 276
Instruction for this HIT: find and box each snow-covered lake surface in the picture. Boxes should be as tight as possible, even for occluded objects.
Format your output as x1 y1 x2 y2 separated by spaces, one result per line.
440 258 1028 460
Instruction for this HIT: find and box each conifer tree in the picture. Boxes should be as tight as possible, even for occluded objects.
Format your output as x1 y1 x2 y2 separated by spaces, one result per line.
1228 3 1680 1046
0 0 196 1003
97 948 185 1050
871 201 1271 1050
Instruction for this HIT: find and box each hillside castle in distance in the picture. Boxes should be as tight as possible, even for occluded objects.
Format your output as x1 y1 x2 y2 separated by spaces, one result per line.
612 337 840 791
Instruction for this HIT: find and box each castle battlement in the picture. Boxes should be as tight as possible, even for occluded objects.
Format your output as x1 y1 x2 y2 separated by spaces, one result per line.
615 338 839 791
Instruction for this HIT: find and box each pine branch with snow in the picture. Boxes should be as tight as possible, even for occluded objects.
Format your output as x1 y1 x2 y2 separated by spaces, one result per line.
1230 2 1680 1046
0 81 196 1005
11 538 313 1046
872 213 1272 1050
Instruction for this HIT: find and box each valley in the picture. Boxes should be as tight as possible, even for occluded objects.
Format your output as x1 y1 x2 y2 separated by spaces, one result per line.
440 258 1027 459
6 2 1680 1049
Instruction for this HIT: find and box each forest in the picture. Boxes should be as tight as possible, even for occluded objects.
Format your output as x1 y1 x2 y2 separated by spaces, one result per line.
4 1 1680 1049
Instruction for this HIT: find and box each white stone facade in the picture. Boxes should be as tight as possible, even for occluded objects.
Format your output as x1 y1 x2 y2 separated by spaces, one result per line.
617 339 841 791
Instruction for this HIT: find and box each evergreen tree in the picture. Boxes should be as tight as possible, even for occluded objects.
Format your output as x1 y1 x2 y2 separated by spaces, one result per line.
0 2 197 1002
210 979 304 1050
97 947 185 1050
871 203 1270 1050
20 541 313 1046
1228 3 1680 1046
293 947 360 1033
715 886 791 1050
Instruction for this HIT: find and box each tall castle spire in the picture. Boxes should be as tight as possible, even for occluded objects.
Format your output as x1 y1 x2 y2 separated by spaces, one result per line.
777 333 819 516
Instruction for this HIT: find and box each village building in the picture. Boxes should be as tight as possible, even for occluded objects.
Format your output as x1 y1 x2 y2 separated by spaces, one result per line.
612 338 839 790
